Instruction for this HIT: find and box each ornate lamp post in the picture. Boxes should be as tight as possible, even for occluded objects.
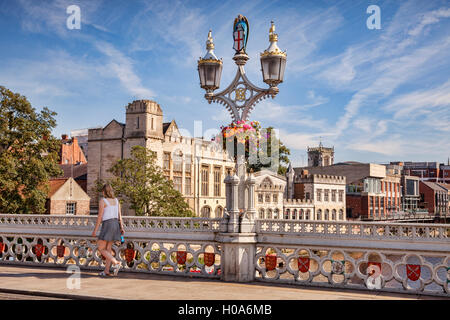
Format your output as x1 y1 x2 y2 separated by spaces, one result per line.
197 14 286 233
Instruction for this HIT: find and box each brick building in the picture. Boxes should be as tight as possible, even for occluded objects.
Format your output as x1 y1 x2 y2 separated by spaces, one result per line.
419 181 448 215
59 134 87 165
294 162 400 220
45 177 90 215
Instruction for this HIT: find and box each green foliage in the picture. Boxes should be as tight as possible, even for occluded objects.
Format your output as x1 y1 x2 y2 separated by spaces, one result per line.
0 86 62 214
95 145 194 217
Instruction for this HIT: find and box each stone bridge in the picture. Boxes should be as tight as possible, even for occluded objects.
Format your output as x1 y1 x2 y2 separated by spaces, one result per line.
0 214 449 298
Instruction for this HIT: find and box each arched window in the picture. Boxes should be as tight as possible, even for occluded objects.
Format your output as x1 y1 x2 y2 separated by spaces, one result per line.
259 208 265 219
274 208 279 219
325 209 329 220
292 209 297 220
268 209 273 219
339 209 344 220
332 209 336 220
284 209 290 220
305 209 310 220
300 209 304 220
201 206 211 218
215 206 223 218
316 209 322 220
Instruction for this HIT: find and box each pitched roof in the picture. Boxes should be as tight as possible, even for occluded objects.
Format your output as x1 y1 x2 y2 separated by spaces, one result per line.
422 181 447 192
48 179 68 197
57 163 87 179
162 122 171 134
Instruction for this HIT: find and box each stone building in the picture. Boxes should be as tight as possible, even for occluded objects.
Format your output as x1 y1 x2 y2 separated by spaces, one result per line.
87 99 235 217
307 142 334 167
254 169 286 219
45 177 90 215
287 168 346 221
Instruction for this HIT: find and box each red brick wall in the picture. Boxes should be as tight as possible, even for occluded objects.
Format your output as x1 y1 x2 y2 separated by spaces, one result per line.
346 195 365 219
419 182 435 214
60 138 87 165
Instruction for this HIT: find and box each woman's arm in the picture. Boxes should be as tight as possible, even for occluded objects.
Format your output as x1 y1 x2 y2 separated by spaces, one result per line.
118 200 124 234
92 199 104 237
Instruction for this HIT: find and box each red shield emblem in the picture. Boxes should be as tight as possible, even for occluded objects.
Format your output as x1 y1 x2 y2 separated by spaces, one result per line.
125 248 135 263
368 262 382 275
177 251 187 265
204 252 215 267
298 257 310 273
406 264 421 281
56 245 65 258
0 242 4 253
265 254 277 271
34 244 44 258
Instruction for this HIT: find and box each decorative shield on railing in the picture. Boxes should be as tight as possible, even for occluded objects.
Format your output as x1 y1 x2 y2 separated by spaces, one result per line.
15 244 24 255
406 264 421 281
78 246 87 258
177 251 187 265
125 248 135 263
56 245 65 258
368 261 381 275
265 254 277 271
0 242 4 254
331 260 345 275
34 244 44 258
298 257 310 273
447 267 450 284
204 252 215 267
150 250 160 263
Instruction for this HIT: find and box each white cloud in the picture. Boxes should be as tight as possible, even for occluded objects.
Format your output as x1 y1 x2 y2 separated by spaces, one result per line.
408 7 450 36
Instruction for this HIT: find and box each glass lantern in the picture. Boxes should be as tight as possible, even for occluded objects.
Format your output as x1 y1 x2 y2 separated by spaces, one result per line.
198 30 223 92
260 21 287 87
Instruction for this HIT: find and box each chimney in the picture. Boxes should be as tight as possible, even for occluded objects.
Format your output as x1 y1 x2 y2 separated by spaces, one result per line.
61 134 68 140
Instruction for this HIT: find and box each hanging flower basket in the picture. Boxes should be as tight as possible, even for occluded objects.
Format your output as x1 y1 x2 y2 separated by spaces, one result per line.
204 252 215 267
213 120 263 161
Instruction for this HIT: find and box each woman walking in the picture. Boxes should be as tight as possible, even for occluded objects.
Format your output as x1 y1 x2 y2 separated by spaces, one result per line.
92 184 124 277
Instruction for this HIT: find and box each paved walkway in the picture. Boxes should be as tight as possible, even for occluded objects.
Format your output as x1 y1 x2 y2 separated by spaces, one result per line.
0 265 447 300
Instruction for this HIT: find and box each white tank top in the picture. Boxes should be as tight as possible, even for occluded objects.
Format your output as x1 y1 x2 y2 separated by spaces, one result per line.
102 198 119 221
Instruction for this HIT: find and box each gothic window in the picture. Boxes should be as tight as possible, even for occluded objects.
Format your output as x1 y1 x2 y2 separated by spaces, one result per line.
317 189 322 202
185 177 191 195
214 167 221 197
274 208 279 219
316 209 322 220
215 206 223 217
163 152 170 171
292 209 297 220
267 209 273 219
306 192 310 200
273 194 278 203
332 209 336 220
173 176 182 193
258 193 263 203
259 208 265 219
300 209 304 220
265 194 271 203
331 190 336 202
339 209 344 220
325 209 329 220
185 156 192 174
201 206 211 218
305 210 310 220
324 190 329 201
338 190 344 202
201 165 209 196
284 209 290 220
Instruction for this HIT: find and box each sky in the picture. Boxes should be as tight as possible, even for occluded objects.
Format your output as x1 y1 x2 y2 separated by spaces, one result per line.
0 0 449 167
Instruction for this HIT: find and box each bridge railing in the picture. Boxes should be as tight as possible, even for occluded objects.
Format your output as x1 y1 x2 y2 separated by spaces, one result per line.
0 215 449 297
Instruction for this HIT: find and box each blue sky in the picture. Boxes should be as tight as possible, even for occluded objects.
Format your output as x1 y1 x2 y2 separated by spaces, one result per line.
0 0 449 167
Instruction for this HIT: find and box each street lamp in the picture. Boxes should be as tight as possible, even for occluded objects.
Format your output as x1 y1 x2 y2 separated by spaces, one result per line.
197 15 287 123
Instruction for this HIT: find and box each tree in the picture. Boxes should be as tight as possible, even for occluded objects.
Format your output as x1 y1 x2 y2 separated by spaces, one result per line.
247 126 291 175
0 86 62 214
95 145 194 217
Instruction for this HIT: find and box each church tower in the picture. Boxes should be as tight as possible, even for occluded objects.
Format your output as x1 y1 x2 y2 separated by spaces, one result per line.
307 142 334 167
124 100 164 165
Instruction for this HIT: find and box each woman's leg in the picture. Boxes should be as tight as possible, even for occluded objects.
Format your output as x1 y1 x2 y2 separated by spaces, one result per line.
97 240 111 275
106 241 119 266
